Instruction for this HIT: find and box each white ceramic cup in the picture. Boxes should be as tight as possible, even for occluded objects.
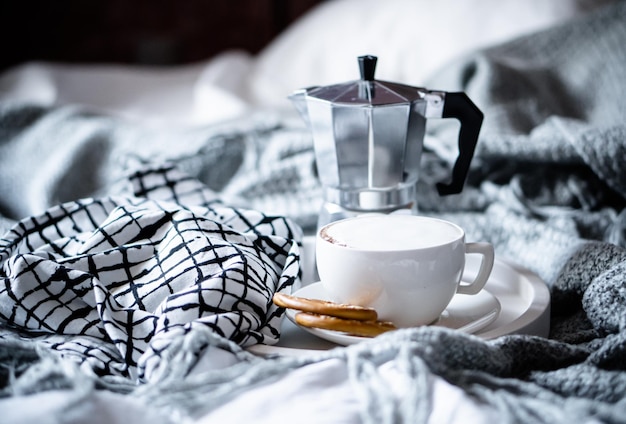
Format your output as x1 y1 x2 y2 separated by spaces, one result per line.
316 214 495 328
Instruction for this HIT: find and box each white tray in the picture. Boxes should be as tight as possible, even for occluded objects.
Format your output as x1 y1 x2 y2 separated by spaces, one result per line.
248 238 550 357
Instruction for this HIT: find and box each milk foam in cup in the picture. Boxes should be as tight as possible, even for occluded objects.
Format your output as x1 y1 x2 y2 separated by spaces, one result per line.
316 215 495 328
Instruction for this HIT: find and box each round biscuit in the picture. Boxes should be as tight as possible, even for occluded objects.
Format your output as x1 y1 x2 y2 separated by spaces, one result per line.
294 312 396 338
273 292 378 321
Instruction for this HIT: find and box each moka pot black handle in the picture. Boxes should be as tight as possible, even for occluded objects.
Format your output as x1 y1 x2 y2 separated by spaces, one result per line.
436 92 484 196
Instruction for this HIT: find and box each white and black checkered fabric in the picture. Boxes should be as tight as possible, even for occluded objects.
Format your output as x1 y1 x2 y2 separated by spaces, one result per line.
0 165 301 380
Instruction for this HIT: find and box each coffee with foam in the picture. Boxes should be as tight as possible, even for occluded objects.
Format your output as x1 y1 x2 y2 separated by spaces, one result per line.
316 214 495 327
320 215 462 251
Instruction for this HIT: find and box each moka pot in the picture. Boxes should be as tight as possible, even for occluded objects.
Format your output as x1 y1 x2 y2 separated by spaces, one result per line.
289 55 483 229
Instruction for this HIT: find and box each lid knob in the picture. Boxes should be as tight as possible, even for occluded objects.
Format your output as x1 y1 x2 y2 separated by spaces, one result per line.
358 55 377 81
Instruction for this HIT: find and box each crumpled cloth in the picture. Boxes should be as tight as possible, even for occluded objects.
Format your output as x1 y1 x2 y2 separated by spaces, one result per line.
0 165 301 381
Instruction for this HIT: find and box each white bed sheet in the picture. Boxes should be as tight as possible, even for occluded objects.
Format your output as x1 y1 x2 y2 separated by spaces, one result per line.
0 0 610 127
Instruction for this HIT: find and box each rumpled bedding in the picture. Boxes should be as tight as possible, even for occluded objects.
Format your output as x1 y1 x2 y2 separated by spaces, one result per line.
1 2 626 423
0 165 301 381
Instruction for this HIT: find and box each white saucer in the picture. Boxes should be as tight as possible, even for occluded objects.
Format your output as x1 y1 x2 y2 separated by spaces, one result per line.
248 255 551 357
285 282 501 346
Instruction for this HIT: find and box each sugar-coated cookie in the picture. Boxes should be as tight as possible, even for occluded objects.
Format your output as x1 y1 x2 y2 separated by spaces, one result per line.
273 292 378 321
294 312 396 337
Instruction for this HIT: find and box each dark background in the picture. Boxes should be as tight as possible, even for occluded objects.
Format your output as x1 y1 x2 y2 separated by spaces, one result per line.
0 0 322 71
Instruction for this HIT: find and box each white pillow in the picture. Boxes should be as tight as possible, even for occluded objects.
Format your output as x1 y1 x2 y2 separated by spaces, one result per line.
248 0 612 108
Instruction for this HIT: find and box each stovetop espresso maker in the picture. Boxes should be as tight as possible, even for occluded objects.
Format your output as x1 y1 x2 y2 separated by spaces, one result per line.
290 55 483 229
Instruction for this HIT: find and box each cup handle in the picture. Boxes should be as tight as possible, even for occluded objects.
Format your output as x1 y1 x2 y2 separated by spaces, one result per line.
456 242 495 295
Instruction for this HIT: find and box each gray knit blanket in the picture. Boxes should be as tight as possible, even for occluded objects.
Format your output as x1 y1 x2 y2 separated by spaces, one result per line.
1 2 626 423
